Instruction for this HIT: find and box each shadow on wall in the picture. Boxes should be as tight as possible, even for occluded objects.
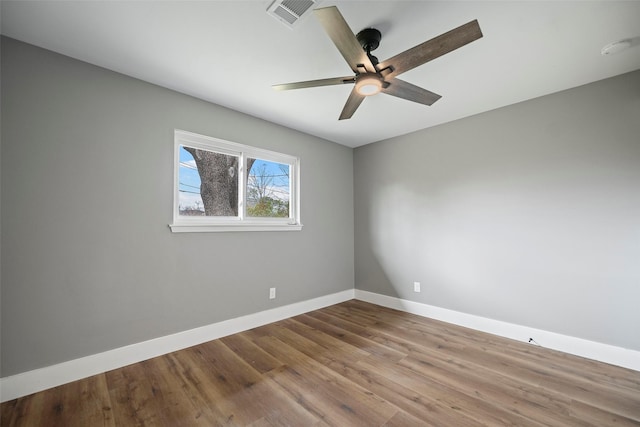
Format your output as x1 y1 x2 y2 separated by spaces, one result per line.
363 182 489 309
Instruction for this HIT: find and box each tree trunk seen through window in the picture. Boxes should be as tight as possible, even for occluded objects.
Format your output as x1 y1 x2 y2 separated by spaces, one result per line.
183 147 256 216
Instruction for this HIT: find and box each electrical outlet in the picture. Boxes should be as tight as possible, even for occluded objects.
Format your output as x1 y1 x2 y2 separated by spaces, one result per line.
413 282 421 292
269 287 276 299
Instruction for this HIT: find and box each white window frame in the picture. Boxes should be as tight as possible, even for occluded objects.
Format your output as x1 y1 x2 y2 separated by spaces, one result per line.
169 130 302 233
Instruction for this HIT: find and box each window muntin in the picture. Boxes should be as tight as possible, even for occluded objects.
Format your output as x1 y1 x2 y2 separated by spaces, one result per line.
171 130 301 232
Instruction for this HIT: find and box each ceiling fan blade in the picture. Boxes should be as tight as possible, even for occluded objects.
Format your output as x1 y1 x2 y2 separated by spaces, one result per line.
378 20 482 80
273 76 355 91
381 78 442 106
339 87 366 120
314 6 376 74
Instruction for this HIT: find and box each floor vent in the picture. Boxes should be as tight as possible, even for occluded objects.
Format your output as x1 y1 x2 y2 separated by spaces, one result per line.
267 0 321 29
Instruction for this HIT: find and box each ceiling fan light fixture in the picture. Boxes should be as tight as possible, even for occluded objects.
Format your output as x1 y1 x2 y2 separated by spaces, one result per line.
355 74 382 96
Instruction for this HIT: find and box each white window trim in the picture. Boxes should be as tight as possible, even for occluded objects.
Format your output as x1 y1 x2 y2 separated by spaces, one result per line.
169 130 302 233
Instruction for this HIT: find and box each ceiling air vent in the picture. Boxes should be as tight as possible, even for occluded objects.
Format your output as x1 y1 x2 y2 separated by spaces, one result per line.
267 0 321 29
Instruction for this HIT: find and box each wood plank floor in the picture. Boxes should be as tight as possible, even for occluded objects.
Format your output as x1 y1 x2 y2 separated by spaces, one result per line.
2 300 640 426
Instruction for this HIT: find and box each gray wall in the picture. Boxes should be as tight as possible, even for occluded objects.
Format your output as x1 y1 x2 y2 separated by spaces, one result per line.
1 37 354 377
355 70 640 351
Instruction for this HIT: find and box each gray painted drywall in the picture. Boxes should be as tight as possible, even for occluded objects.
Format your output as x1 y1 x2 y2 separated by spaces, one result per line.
355 69 640 351
0 37 354 377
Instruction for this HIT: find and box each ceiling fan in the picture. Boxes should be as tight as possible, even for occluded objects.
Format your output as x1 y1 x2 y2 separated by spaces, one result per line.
273 6 483 120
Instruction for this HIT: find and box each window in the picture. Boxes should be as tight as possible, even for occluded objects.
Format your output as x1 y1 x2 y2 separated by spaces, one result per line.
170 130 301 232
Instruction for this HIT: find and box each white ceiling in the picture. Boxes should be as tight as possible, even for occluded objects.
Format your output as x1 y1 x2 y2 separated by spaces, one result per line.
2 1 639 148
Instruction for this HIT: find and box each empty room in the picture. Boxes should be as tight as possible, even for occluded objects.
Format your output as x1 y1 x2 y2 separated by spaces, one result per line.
1 1 639 425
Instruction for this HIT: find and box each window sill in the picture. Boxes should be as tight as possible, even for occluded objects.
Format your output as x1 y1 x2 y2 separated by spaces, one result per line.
169 223 303 233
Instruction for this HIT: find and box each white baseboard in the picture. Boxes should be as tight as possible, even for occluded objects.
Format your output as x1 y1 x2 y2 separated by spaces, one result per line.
4 288 637 402
355 290 640 372
0 289 355 403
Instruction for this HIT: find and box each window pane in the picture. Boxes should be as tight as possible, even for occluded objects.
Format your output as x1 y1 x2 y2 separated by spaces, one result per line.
179 145 239 217
246 158 290 218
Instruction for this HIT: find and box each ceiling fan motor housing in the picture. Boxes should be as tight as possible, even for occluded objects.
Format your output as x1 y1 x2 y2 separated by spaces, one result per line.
356 28 382 52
